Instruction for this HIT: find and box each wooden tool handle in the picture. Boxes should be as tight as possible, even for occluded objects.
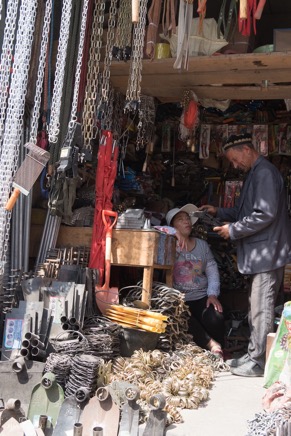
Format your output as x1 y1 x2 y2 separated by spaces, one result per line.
5 188 21 211
132 0 139 23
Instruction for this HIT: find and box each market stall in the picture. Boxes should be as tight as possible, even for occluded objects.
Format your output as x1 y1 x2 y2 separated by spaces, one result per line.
1 0 291 434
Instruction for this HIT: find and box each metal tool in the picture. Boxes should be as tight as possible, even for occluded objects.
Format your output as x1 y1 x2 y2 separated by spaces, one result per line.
143 394 167 436
118 385 140 436
5 143 50 210
95 210 119 315
27 372 64 430
80 387 119 436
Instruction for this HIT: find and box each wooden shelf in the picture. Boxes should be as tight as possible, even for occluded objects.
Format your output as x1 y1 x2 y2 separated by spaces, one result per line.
108 51 291 101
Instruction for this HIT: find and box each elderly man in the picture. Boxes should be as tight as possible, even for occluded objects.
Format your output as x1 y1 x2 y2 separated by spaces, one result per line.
201 133 291 377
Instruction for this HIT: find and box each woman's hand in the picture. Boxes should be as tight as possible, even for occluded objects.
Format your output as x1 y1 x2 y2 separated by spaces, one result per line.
207 295 223 313
175 230 188 251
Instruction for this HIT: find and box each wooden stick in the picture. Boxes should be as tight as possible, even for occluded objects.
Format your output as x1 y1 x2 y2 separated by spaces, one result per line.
132 0 140 23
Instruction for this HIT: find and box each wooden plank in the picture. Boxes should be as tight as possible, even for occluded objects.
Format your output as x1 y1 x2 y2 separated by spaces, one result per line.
108 52 291 102
139 84 291 101
109 52 291 76
110 69 291 88
56 226 93 246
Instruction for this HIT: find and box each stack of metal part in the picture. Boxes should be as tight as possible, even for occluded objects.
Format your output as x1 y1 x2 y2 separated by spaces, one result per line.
246 404 291 436
82 316 121 358
121 282 192 351
65 354 104 398
44 353 72 389
35 246 90 279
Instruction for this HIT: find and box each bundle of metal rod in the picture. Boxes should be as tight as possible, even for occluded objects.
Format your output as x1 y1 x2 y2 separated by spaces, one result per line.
35 212 62 270
44 353 72 388
65 354 104 398
61 315 80 332
3 127 32 288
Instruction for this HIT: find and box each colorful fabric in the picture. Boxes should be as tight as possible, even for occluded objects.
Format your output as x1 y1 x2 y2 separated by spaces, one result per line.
173 238 220 301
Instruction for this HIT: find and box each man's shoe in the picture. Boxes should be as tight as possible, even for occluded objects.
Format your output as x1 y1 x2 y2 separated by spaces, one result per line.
230 360 264 377
226 353 250 368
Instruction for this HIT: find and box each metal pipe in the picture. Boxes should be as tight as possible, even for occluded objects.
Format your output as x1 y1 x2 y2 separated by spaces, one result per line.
21 339 31 348
12 356 26 373
93 427 103 436
31 347 46 360
39 415 48 432
23 190 32 273
20 348 30 358
73 423 83 436
31 338 46 349
6 399 21 410
24 332 39 341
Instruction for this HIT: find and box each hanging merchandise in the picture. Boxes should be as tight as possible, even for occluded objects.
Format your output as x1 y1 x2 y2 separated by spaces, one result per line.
48 0 72 151
82 0 105 148
161 0 177 38
89 131 119 284
48 0 90 222
145 0 163 60
0 0 38 278
217 0 238 41
238 0 266 36
168 0 228 69
113 0 132 61
0 0 18 150
99 0 118 130
179 90 199 150
125 0 148 112
136 95 156 150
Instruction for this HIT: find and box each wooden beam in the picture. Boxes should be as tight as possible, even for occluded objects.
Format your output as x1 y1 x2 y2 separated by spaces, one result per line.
139 85 291 102
111 69 291 89
108 52 291 102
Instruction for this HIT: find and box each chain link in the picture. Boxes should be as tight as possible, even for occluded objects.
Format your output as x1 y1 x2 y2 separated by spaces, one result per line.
99 0 118 124
136 95 156 149
82 0 105 148
0 0 38 275
48 0 72 144
125 0 147 110
0 0 19 150
69 0 90 127
113 0 132 60
30 0 53 144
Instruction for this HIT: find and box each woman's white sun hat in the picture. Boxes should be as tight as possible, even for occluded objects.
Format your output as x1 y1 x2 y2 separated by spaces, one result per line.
166 204 199 226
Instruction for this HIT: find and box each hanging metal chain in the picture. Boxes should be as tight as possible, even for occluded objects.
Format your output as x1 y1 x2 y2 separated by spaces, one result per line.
0 0 19 152
30 0 53 144
112 91 125 139
82 0 105 148
100 86 115 131
99 0 118 113
0 0 38 276
125 0 147 112
113 0 132 61
48 0 72 144
69 0 90 127
136 95 156 150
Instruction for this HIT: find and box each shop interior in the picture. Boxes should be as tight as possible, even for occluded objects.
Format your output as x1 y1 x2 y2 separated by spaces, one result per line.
1 0 291 433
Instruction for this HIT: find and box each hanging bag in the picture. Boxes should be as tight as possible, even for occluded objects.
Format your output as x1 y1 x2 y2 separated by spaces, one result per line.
264 301 291 388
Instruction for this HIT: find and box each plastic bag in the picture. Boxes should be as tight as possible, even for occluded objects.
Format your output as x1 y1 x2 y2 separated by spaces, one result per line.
160 18 228 57
264 301 291 388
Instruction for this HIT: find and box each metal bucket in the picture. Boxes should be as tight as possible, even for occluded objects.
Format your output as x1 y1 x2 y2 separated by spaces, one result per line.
119 327 160 357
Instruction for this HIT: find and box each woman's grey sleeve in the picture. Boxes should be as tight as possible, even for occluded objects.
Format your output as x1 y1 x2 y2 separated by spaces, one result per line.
205 249 220 297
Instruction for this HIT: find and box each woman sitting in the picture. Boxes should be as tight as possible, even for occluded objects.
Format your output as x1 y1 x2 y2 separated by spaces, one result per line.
166 204 225 358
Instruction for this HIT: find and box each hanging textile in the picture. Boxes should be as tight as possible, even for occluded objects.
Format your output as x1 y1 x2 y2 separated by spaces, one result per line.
89 131 119 284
